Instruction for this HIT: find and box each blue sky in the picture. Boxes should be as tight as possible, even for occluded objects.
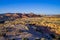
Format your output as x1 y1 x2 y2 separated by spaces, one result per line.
0 0 60 15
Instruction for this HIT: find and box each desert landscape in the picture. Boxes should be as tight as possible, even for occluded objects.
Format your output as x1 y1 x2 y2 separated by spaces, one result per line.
0 0 60 40
0 13 60 40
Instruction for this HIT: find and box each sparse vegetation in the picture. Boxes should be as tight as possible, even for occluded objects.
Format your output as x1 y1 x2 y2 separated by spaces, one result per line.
0 13 60 40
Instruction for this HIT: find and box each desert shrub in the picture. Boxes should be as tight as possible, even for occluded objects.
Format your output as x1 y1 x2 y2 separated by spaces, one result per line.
40 38 46 40
36 28 43 33
50 34 56 38
0 32 3 36
18 29 24 33
35 38 41 40
57 36 60 40
22 38 29 40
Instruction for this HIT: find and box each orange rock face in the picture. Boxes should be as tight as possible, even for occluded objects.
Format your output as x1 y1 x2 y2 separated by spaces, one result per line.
5 13 12 17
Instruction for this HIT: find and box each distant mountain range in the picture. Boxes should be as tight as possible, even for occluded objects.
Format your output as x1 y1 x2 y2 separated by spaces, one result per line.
0 13 60 21
0 13 42 21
